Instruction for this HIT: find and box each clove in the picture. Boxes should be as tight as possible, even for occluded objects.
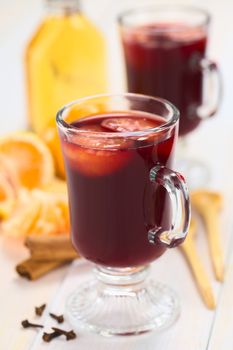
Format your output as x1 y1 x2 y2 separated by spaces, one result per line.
52 327 77 341
35 304 46 316
43 330 61 342
21 320 43 329
49 312 64 323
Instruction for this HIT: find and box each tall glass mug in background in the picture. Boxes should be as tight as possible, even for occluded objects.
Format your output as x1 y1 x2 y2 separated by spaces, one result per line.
118 6 221 185
57 93 190 336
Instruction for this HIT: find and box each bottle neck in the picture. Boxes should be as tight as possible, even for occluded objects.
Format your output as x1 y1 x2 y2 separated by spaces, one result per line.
45 0 81 15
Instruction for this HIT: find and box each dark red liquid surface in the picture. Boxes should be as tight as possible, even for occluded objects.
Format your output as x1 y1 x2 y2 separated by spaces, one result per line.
122 23 207 136
61 112 177 267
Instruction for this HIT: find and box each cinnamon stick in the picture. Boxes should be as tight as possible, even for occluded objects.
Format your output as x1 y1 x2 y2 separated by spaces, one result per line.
16 258 69 280
25 235 78 261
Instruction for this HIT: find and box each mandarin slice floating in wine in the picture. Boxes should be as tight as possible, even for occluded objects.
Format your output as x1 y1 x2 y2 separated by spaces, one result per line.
63 142 132 177
101 117 160 132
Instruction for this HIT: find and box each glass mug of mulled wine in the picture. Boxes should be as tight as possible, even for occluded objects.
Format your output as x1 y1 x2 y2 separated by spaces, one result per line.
118 6 222 188
119 5 221 137
57 93 190 336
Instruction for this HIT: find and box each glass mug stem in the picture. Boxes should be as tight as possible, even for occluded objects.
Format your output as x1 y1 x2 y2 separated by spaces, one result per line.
95 265 150 286
148 165 190 248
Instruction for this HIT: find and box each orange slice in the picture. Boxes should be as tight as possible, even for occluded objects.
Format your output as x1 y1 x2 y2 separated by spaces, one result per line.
0 132 54 189
0 155 20 191
42 127 65 178
41 177 67 194
64 142 132 177
0 172 16 219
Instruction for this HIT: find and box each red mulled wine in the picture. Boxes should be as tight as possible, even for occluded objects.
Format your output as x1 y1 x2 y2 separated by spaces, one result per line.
60 111 177 267
121 23 207 136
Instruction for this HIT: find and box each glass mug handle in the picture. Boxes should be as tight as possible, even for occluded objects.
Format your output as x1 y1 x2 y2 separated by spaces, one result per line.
198 58 222 119
148 165 191 248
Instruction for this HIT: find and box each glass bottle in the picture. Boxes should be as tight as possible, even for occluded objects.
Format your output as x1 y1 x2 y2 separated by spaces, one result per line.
25 0 108 176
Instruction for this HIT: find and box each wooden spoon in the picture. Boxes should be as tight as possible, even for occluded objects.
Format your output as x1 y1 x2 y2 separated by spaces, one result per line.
181 219 216 309
191 190 224 282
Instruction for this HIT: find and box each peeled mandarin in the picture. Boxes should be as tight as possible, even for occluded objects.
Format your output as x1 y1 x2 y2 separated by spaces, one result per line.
0 132 55 189
0 172 17 220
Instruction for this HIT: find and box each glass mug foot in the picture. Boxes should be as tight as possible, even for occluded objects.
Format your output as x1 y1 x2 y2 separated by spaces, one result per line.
65 266 180 336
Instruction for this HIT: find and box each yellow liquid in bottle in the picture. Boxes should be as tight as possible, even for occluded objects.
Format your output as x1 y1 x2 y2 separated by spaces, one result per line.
25 12 108 176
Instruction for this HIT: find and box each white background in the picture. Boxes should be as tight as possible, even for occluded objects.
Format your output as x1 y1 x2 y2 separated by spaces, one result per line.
1 1 233 349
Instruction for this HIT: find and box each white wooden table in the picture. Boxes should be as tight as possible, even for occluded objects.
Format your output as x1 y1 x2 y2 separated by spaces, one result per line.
1 0 233 349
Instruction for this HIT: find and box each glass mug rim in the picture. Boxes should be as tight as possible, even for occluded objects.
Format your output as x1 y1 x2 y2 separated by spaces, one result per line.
56 93 179 139
118 4 211 31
